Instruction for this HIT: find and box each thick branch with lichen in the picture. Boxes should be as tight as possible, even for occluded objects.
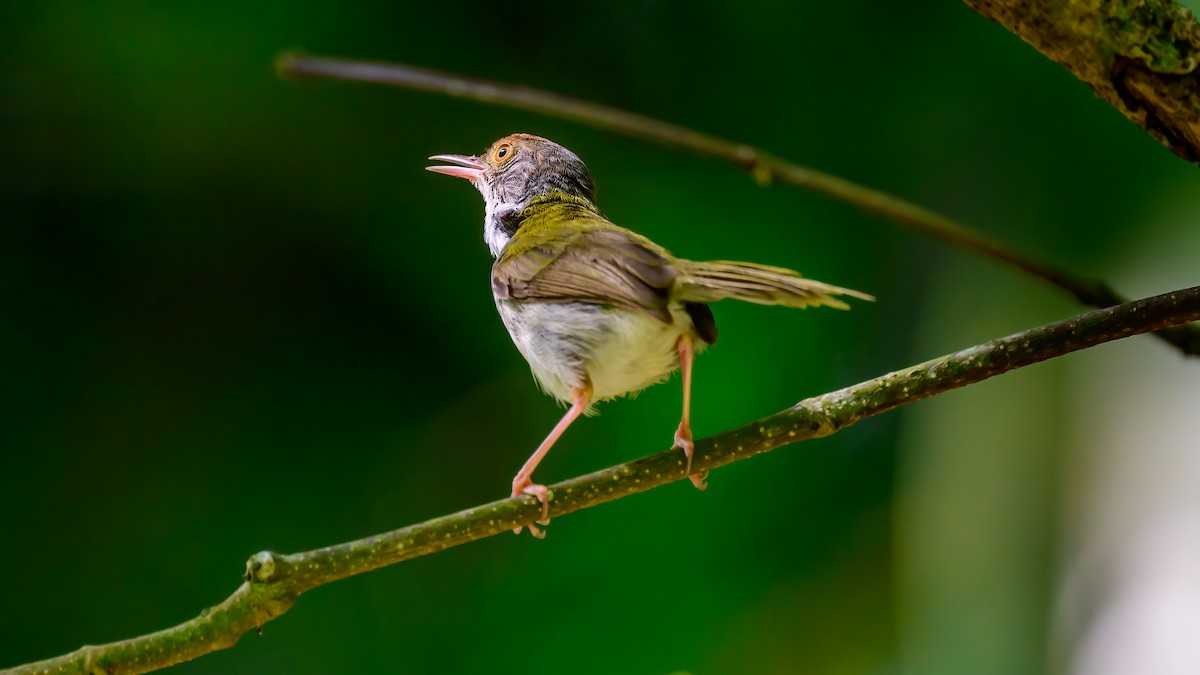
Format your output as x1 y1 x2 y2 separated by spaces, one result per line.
10 285 1200 675
274 53 1200 357
964 0 1200 161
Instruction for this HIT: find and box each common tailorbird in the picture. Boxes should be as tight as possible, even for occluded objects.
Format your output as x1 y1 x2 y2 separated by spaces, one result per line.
428 134 871 537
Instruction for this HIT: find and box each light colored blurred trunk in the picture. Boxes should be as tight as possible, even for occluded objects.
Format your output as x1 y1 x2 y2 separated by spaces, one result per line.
1060 182 1200 675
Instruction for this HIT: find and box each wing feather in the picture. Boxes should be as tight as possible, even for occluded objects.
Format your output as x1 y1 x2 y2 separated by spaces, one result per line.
491 205 678 323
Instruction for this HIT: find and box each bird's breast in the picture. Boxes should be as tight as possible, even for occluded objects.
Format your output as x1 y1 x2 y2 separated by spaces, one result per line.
495 297 699 404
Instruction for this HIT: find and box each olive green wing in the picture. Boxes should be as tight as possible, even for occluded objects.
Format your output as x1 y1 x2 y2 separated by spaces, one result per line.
491 215 678 324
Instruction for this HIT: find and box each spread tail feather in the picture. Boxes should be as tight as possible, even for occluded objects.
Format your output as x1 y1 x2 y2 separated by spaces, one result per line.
675 260 873 310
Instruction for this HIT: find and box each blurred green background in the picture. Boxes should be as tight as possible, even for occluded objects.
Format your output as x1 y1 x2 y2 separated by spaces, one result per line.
3 2 1198 674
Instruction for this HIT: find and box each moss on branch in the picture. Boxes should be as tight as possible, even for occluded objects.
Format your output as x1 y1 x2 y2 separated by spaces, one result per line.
965 0 1200 161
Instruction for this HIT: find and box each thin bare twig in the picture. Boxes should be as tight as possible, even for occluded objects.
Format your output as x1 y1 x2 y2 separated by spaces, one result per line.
11 285 1200 675
274 52 1200 357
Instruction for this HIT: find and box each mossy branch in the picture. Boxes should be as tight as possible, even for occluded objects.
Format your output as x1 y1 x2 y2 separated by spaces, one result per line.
273 52 1200 357
964 0 1200 162
9 285 1200 675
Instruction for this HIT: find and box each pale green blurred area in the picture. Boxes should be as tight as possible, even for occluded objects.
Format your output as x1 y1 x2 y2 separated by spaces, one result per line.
2 2 1198 674
896 262 1068 675
895 144 1200 675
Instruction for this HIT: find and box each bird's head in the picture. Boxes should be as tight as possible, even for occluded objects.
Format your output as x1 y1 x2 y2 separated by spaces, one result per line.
428 133 596 211
428 134 597 256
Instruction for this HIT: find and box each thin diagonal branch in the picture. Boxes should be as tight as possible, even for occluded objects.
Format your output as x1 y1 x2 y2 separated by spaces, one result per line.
11 285 1200 675
274 52 1200 357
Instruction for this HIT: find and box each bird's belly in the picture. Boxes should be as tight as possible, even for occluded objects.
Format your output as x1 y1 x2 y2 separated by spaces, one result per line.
585 307 690 401
496 300 690 403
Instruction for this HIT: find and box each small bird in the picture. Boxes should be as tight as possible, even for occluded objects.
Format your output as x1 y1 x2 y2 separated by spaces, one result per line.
428 134 871 537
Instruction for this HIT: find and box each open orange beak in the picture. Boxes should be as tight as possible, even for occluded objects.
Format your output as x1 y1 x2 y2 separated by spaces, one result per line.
427 154 485 181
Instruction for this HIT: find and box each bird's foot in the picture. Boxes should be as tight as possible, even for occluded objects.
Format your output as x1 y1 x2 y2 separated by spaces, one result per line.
673 424 709 491
511 478 551 538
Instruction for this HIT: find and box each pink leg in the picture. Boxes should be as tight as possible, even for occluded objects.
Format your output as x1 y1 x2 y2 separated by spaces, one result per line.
673 335 708 490
511 385 591 538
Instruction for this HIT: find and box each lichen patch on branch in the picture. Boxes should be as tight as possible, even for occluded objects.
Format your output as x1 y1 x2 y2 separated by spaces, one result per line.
964 0 1200 162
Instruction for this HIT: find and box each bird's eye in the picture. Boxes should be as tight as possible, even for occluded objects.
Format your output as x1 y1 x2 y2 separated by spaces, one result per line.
493 144 513 162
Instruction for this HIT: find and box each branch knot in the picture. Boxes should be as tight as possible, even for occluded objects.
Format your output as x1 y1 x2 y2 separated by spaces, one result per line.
244 551 280 584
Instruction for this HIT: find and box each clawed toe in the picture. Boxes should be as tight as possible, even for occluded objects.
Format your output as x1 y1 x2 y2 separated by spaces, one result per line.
674 425 708 490
511 479 551 537
522 484 551 525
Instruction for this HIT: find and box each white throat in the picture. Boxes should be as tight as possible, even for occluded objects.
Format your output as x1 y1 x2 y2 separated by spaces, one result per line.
482 200 511 255
482 201 524 257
